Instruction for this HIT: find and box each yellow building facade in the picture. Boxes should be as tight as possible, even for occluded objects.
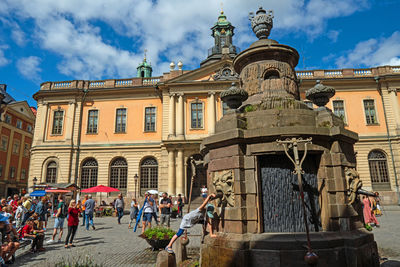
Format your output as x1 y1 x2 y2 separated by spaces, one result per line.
28 13 400 204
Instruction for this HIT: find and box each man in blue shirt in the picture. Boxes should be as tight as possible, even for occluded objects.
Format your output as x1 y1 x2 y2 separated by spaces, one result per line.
84 195 96 231
141 193 155 234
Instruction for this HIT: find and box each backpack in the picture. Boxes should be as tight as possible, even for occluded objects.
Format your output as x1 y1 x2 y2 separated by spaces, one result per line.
60 203 68 217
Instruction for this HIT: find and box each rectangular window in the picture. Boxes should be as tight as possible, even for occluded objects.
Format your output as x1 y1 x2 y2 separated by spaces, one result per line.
144 107 156 132
52 110 64 135
16 120 22 129
10 167 15 178
0 165 2 177
363 100 377 125
1 136 7 151
115 108 126 133
191 102 204 129
21 169 26 180
23 143 29 157
5 115 11 124
87 110 99 134
332 100 346 123
12 140 20 154
222 102 230 116
27 124 33 133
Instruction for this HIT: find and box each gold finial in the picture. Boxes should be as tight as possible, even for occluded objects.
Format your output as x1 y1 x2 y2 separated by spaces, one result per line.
220 2 224 14
144 49 148 61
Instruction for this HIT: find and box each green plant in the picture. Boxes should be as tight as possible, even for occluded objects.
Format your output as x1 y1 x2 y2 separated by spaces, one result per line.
54 255 103 267
143 227 176 240
244 105 254 112
172 207 178 212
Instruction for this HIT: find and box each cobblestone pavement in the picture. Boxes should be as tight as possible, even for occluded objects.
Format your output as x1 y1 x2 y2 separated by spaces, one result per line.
14 207 400 266
15 215 202 267
373 207 400 261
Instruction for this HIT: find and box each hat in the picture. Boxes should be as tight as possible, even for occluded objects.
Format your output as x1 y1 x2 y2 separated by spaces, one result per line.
0 213 9 222
206 204 215 219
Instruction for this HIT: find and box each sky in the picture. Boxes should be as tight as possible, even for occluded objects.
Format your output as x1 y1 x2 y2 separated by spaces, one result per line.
0 0 399 107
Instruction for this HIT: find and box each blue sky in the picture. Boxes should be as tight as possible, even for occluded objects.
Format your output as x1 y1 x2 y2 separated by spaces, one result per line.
0 0 399 107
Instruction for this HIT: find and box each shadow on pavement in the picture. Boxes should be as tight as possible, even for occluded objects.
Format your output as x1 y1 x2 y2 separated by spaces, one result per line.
382 260 400 267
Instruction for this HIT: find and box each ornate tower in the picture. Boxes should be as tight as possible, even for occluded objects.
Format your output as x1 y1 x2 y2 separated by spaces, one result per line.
137 55 152 78
200 11 238 67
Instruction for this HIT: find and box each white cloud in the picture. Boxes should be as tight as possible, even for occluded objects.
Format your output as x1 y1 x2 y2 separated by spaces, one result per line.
16 56 42 82
0 44 9 66
0 0 369 78
327 30 340 43
336 31 400 68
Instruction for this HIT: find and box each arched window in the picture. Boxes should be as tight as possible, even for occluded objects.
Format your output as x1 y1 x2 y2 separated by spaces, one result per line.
81 158 98 189
264 70 280 80
110 158 128 191
368 150 390 190
140 157 158 195
46 161 57 183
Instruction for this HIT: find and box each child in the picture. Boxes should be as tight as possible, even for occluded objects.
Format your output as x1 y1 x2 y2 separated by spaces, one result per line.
165 193 216 253
128 198 139 229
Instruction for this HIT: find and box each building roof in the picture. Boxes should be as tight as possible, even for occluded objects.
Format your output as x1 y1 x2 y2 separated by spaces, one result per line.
0 84 16 104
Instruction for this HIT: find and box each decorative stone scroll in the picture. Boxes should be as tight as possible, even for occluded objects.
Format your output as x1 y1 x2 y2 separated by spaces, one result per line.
345 167 362 205
213 65 239 81
212 169 235 207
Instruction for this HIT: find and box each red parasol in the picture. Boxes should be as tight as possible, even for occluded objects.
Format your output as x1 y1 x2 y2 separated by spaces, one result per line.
81 185 120 193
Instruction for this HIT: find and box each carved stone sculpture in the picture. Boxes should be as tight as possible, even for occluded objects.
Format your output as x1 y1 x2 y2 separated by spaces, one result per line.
213 65 239 81
249 7 274 39
345 167 363 204
212 170 235 207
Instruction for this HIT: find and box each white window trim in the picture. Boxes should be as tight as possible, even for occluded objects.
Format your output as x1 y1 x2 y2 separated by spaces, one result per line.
362 98 380 125
143 106 157 133
114 107 127 134
189 100 205 130
51 109 65 135
331 99 348 124
86 109 99 134
16 120 23 129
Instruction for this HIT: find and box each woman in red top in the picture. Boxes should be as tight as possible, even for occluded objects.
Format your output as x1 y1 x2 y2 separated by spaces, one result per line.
64 200 80 248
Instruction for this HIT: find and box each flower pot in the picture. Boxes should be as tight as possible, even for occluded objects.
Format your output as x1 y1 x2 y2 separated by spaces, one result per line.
171 210 178 218
144 238 172 251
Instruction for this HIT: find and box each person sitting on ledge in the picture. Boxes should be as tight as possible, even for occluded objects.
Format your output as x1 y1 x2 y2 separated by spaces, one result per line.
165 193 216 254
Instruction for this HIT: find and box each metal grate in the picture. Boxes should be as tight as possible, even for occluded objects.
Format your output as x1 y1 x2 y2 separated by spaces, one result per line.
140 157 158 195
81 159 98 189
110 158 128 190
46 161 57 183
369 150 390 185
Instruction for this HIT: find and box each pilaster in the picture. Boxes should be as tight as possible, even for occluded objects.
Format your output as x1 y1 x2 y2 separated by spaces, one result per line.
208 91 216 134
176 93 184 139
168 149 176 195
168 94 176 137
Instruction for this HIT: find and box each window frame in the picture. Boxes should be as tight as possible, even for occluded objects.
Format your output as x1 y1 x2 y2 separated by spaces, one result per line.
51 109 65 135
363 99 379 125
1 136 8 151
46 161 58 183
0 164 2 178
368 150 391 191
114 108 127 133
190 101 204 129
144 106 157 132
27 124 33 133
222 101 230 116
16 120 23 129
23 143 30 157
109 157 128 191
4 114 11 124
21 169 26 180
12 140 20 154
10 167 15 179
87 109 99 134
332 99 347 124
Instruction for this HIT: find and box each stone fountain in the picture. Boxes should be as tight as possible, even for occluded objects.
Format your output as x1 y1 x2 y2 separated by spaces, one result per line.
199 7 379 267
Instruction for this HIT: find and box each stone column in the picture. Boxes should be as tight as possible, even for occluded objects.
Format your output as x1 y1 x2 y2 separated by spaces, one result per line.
388 88 400 129
208 91 216 134
176 93 184 139
168 149 176 195
66 101 76 141
168 94 176 137
176 148 184 195
34 102 49 143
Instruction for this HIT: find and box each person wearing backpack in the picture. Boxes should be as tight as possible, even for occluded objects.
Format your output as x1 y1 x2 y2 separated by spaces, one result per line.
46 195 67 244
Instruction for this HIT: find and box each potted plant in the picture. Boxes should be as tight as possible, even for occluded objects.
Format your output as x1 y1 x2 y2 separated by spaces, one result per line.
171 207 178 218
140 227 176 251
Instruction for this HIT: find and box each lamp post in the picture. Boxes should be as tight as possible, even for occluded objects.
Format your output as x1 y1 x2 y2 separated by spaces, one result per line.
134 174 138 199
33 177 37 191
